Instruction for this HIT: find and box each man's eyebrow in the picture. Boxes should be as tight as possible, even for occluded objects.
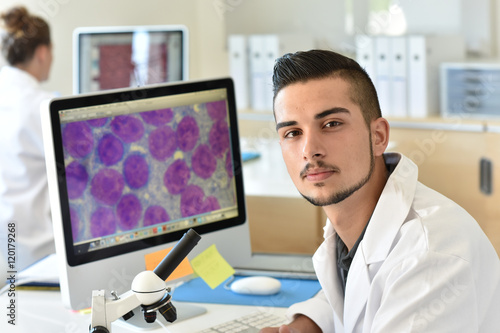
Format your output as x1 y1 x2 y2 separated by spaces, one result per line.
276 120 298 132
275 107 350 132
315 107 351 120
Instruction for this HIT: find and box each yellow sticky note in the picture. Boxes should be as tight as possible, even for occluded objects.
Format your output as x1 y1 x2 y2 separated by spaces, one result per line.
144 247 194 282
190 244 235 289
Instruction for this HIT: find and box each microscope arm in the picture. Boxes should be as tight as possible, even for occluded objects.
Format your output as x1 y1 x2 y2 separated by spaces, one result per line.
90 290 141 332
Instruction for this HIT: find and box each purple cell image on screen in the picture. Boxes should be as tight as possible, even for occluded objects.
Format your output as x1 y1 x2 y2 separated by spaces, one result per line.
209 120 230 158
87 118 108 127
64 99 238 244
90 206 118 238
176 116 199 152
149 126 177 161
70 206 80 241
116 194 142 230
206 100 227 121
225 151 234 179
144 205 170 227
123 154 149 189
110 115 145 143
140 108 173 126
90 168 125 205
180 185 220 218
192 144 217 179
65 161 89 199
164 159 191 195
63 122 94 158
98 133 124 166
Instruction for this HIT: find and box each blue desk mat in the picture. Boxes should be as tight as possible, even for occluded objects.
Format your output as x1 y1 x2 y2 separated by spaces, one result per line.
171 276 321 308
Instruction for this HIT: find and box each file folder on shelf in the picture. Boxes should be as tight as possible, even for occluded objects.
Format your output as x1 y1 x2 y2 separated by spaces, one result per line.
390 36 408 118
228 35 250 110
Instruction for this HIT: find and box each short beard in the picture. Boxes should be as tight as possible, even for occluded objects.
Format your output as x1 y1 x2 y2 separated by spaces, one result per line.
300 140 375 207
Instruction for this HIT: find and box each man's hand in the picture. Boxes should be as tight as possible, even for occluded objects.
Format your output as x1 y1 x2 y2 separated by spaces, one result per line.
259 315 321 333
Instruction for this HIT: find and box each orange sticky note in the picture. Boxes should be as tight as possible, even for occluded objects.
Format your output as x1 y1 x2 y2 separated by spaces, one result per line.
145 247 194 281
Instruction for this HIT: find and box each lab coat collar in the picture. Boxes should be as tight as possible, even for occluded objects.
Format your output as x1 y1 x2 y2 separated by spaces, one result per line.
360 153 417 265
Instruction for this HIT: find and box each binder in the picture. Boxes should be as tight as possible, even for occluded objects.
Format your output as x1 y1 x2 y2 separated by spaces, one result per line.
390 36 408 118
407 35 427 118
263 35 280 111
355 35 376 83
248 35 269 111
374 36 392 117
228 35 249 110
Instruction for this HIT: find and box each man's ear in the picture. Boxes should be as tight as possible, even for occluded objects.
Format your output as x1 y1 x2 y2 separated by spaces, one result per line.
371 117 390 156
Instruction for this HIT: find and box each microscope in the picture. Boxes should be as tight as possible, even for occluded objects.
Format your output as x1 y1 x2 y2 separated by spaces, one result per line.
89 229 201 333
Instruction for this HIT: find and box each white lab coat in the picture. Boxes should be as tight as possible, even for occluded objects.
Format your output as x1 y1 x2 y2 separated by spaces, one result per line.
287 153 500 332
0 66 56 271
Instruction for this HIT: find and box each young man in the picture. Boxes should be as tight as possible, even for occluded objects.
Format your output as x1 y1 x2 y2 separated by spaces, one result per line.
261 50 500 332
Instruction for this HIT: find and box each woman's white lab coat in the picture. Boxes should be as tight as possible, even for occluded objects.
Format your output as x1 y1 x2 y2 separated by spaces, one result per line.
287 153 500 332
0 66 56 270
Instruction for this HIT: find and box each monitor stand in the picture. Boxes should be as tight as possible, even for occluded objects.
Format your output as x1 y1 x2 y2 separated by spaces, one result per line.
113 303 206 331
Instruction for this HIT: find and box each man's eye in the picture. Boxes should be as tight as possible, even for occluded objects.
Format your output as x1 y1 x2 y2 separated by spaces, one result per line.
325 121 341 128
284 130 300 138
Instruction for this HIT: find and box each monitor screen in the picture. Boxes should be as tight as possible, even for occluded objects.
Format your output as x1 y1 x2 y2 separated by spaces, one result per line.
41 78 252 310
73 25 188 94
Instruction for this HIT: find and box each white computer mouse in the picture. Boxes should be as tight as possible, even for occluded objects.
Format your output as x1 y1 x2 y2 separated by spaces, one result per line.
230 276 281 295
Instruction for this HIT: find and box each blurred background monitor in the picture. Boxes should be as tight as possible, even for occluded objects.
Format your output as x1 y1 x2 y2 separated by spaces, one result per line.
73 25 188 94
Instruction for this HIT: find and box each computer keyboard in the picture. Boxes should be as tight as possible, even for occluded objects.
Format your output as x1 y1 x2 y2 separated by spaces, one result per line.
198 311 287 333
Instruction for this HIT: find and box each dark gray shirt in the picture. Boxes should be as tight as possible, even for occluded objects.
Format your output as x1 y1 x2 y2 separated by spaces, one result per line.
335 223 368 295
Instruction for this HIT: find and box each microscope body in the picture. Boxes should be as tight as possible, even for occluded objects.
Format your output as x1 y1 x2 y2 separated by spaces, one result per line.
88 229 200 333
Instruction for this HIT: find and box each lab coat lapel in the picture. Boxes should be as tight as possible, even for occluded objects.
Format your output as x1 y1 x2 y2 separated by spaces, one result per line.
313 224 345 326
344 154 418 331
343 246 370 332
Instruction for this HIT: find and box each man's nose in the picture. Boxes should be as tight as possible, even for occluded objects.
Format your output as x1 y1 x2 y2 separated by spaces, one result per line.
302 132 325 161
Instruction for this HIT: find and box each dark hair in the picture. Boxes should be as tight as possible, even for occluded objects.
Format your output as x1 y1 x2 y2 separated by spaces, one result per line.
272 49 382 126
1 6 51 66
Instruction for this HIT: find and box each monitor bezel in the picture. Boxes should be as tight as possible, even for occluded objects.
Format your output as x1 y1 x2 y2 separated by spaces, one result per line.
48 78 246 267
72 25 189 94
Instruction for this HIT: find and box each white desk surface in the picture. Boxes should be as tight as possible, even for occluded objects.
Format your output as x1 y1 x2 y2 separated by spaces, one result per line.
1 288 287 333
240 138 300 198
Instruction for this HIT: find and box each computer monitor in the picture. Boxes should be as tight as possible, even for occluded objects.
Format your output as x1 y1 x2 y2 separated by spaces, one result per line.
41 78 252 310
73 25 188 94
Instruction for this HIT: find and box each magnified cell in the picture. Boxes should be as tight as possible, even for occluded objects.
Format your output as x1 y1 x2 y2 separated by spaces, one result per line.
98 133 124 166
164 159 190 194
87 118 108 127
116 194 142 230
110 115 145 143
180 185 221 217
209 120 230 158
144 205 170 226
180 185 205 217
204 196 220 213
90 168 124 205
149 126 177 161
176 116 199 152
124 154 149 189
140 108 173 125
62 122 94 158
206 100 227 121
90 206 117 238
192 144 216 179
66 161 89 199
